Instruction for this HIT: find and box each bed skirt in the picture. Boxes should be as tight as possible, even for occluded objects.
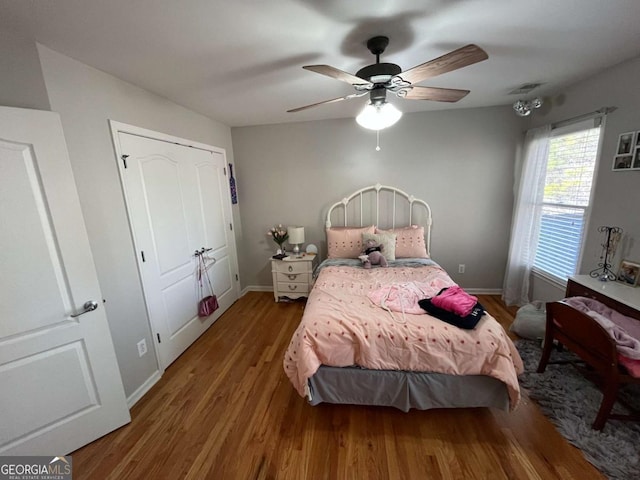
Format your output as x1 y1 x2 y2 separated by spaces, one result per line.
307 365 510 412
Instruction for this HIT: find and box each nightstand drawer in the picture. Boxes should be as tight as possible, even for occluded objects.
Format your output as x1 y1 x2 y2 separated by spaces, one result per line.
276 272 307 283
273 261 309 275
277 282 309 295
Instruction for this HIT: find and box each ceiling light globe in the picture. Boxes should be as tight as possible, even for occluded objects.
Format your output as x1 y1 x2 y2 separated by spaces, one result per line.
356 102 402 130
513 100 531 117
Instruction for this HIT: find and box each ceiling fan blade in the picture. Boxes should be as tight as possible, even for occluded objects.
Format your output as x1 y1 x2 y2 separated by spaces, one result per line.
303 65 372 86
287 92 367 113
399 44 488 85
403 86 470 102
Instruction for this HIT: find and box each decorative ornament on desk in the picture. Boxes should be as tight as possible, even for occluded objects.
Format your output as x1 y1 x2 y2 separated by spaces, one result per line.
589 226 622 281
267 224 288 254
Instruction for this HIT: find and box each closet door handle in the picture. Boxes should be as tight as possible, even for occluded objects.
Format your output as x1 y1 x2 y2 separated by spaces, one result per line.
70 300 99 318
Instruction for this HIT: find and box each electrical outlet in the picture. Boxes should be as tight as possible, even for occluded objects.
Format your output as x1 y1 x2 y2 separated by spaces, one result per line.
458 264 465 274
137 339 147 357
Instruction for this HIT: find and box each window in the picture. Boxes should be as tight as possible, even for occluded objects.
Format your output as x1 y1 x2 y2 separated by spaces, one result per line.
533 122 602 282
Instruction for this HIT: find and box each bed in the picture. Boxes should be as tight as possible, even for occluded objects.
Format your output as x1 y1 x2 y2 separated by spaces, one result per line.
283 184 523 412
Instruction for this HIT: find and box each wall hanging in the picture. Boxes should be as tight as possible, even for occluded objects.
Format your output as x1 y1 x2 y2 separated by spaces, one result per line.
229 163 238 204
612 130 640 170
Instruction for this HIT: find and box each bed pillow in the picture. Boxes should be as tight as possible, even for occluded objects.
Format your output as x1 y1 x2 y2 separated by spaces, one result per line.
362 232 396 261
376 225 428 258
326 225 375 259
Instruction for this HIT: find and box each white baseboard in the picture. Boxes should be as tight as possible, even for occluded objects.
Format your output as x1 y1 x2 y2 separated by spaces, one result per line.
241 285 273 296
126 370 162 409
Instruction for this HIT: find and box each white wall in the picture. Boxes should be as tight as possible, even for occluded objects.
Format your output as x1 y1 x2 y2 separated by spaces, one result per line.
232 106 524 292
0 29 50 111
528 54 640 303
37 45 239 398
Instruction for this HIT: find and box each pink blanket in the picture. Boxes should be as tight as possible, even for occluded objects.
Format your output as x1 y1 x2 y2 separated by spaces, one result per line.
563 296 640 378
283 264 524 409
367 279 454 315
563 297 640 359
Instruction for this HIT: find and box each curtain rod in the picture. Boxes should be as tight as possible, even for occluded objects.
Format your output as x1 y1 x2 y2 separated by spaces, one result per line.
551 106 617 130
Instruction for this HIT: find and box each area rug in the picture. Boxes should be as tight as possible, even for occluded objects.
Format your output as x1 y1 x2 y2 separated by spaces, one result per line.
516 339 640 480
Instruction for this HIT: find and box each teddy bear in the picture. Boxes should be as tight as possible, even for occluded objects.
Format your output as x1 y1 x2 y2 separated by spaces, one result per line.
359 238 388 269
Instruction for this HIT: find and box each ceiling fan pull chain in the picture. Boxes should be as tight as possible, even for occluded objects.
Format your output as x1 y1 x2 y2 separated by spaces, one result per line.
376 130 381 151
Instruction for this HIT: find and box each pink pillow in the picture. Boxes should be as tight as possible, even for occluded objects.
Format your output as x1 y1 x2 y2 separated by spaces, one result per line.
327 226 375 259
376 225 428 258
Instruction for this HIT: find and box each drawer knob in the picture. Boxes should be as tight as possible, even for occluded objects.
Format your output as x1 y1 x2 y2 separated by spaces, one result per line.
288 285 298 291
288 266 293 272
288 274 298 280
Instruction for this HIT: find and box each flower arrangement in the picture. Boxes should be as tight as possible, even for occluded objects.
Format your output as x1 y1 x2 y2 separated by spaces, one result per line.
267 224 288 250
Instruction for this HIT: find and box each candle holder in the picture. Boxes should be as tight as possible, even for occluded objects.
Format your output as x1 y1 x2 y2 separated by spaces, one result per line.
589 226 622 281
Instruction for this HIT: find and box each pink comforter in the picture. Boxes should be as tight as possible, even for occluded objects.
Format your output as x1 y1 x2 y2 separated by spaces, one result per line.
283 264 524 409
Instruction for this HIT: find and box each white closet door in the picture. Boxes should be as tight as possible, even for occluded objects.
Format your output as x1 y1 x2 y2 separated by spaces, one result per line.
0 106 130 454
116 131 239 369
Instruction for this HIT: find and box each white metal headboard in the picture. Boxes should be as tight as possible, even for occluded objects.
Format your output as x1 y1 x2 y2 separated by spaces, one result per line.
326 184 432 256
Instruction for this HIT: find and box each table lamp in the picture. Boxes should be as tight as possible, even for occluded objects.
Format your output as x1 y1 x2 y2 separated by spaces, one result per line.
287 226 305 256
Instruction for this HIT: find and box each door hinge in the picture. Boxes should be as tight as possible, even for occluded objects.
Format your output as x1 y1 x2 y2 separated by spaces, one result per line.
121 154 129 169
229 223 233 231
235 274 239 281
223 167 227 175
157 333 161 343
141 251 146 262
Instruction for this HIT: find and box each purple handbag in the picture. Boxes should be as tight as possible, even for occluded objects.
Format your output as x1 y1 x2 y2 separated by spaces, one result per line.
198 294 219 317
197 254 219 317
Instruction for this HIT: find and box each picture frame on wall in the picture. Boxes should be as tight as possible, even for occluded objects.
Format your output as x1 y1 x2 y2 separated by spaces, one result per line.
613 154 633 170
613 130 640 171
633 148 640 169
616 131 635 155
616 259 640 287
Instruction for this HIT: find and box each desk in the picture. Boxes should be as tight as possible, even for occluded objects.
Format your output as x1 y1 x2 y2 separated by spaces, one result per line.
566 275 640 320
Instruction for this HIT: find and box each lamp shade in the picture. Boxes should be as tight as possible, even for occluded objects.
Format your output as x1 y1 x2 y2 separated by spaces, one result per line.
287 226 305 245
356 102 402 130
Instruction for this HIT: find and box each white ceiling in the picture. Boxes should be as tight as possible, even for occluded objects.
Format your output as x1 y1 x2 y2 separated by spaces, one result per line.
2 0 640 127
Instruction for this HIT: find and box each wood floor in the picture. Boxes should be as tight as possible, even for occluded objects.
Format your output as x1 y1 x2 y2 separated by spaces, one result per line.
71 293 603 479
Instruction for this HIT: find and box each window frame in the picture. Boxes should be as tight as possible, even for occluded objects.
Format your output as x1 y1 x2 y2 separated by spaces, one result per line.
530 119 604 285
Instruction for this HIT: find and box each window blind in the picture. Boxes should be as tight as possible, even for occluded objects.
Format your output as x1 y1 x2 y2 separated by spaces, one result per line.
533 125 601 281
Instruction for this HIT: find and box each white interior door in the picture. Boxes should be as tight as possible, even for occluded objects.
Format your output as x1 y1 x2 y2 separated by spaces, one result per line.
114 128 239 369
0 106 130 455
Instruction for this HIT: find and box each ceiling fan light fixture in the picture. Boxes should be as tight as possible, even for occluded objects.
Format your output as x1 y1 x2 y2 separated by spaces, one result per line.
356 102 402 130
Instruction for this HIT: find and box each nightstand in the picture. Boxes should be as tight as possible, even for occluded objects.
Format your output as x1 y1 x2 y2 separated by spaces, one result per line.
271 254 318 302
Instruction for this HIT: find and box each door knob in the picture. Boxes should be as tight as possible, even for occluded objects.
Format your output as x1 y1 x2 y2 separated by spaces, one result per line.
70 300 99 318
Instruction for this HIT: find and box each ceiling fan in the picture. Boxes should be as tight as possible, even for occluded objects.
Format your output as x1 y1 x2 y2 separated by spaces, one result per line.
288 36 488 128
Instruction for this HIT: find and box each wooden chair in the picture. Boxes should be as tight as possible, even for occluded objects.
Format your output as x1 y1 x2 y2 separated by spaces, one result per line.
537 301 640 430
